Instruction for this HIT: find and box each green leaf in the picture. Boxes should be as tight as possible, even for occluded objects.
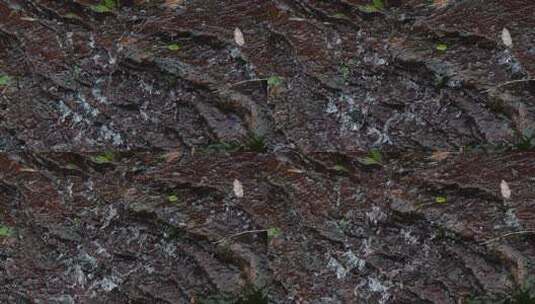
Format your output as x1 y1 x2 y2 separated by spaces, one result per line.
65 163 79 170
358 156 380 166
103 0 117 8
358 4 380 13
436 43 448 52
0 75 11 86
358 149 383 166
90 0 117 13
167 43 181 51
373 0 385 10
91 4 112 13
332 13 347 19
369 149 382 163
340 66 350 79
167 195 179 203
267 227 282 239
0 225 13 237
91 152 115 164
435 196 447 204
333 164 349 173
267 75 283 87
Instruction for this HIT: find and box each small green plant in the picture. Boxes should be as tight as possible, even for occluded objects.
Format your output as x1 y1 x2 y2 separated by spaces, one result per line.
358 149 383 166
91 0 118 13
90 151 115 164
436 43 448 52
167 43 181 51
267 75 283 87
0 225 13 237
244 135 266 152
515 127 535 151
267 227 282 239
340 65 350 80
0 75 11 86
358 0 385 13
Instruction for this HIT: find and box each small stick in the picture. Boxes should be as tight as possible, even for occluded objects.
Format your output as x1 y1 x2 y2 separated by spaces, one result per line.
483 78 535 92
228 78 267 88
214 229 267 244
480 230 535 245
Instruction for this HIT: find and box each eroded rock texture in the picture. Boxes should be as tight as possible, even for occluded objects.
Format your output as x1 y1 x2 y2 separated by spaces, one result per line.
1 0 534 303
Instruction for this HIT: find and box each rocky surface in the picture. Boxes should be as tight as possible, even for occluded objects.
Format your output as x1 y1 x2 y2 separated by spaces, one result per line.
1 0 535 303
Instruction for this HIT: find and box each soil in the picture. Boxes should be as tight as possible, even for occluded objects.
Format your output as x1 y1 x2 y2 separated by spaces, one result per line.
1 0 535 303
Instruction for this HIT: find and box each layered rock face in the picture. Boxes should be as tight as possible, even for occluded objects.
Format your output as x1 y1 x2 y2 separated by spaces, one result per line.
1 0 534 303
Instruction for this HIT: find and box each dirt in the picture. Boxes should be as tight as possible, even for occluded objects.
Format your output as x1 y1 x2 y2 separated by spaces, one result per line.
1 0 535 303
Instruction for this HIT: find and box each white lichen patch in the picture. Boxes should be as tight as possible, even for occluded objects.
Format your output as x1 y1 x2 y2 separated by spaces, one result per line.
354 276 393 304
92 78 108 104
325 93 368 133
504 208 521 229
99 125 124 146
327 250 366 279
341 250 366 272
76 93 100 118
366 206 387 226
497 49 523 74
96 277 118 292
400 228 418 245
368 277 392 304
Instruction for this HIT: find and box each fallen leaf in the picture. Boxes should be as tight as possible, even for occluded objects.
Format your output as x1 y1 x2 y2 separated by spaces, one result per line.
430 151 451 161
500 180 511 199
233 179 244 198
436 43 448 52
234 27 245 46
164 0 184 9
501 28 513 47
19 167 38 173
287 168 304 174
433 0 449 8
435 196 447 204
167 195 179 203
167 43 181 51
163 150 181 163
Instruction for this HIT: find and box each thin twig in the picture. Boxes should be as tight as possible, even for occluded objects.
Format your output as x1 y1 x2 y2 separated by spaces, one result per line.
228 78 267 88
214 229 267 244
483 78 535 92
480 230 535 245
